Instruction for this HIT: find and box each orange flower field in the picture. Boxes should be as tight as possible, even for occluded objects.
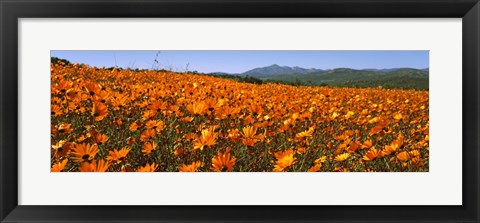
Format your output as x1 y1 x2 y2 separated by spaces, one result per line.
51 61 429 172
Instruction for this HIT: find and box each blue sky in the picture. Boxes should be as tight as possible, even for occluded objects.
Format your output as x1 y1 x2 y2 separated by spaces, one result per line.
51 50 429 73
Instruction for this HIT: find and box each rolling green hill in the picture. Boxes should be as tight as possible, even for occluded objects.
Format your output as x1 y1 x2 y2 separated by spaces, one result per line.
211 65 429 90
253 68 429 90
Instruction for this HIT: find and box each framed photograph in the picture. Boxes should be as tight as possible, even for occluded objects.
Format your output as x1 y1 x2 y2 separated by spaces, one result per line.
1 0 479 222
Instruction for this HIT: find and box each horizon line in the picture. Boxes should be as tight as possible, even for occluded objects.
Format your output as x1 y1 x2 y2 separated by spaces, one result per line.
52 57 429 74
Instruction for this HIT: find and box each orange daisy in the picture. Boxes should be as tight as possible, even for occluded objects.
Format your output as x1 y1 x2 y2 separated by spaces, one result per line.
211 149 237 172
179 161 203 172
78 159 110 172
51 159 68 172
70 143 99 163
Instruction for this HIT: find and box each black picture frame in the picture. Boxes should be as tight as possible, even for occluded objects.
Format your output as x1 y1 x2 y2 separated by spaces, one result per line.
1 0 479 222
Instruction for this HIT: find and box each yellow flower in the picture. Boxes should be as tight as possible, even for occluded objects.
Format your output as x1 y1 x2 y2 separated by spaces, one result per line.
295 127 314 141
193 126 217 150
314 156 327 164
393 113 403 120
240 126 263 147
186 101 205 115
334 153 350 162
273 149 297 172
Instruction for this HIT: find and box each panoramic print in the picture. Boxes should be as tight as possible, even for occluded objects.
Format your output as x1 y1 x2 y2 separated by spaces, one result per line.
50 50 429 172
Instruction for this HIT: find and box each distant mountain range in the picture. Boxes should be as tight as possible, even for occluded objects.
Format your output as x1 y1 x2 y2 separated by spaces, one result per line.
209 64 429 90
242 64 323 76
